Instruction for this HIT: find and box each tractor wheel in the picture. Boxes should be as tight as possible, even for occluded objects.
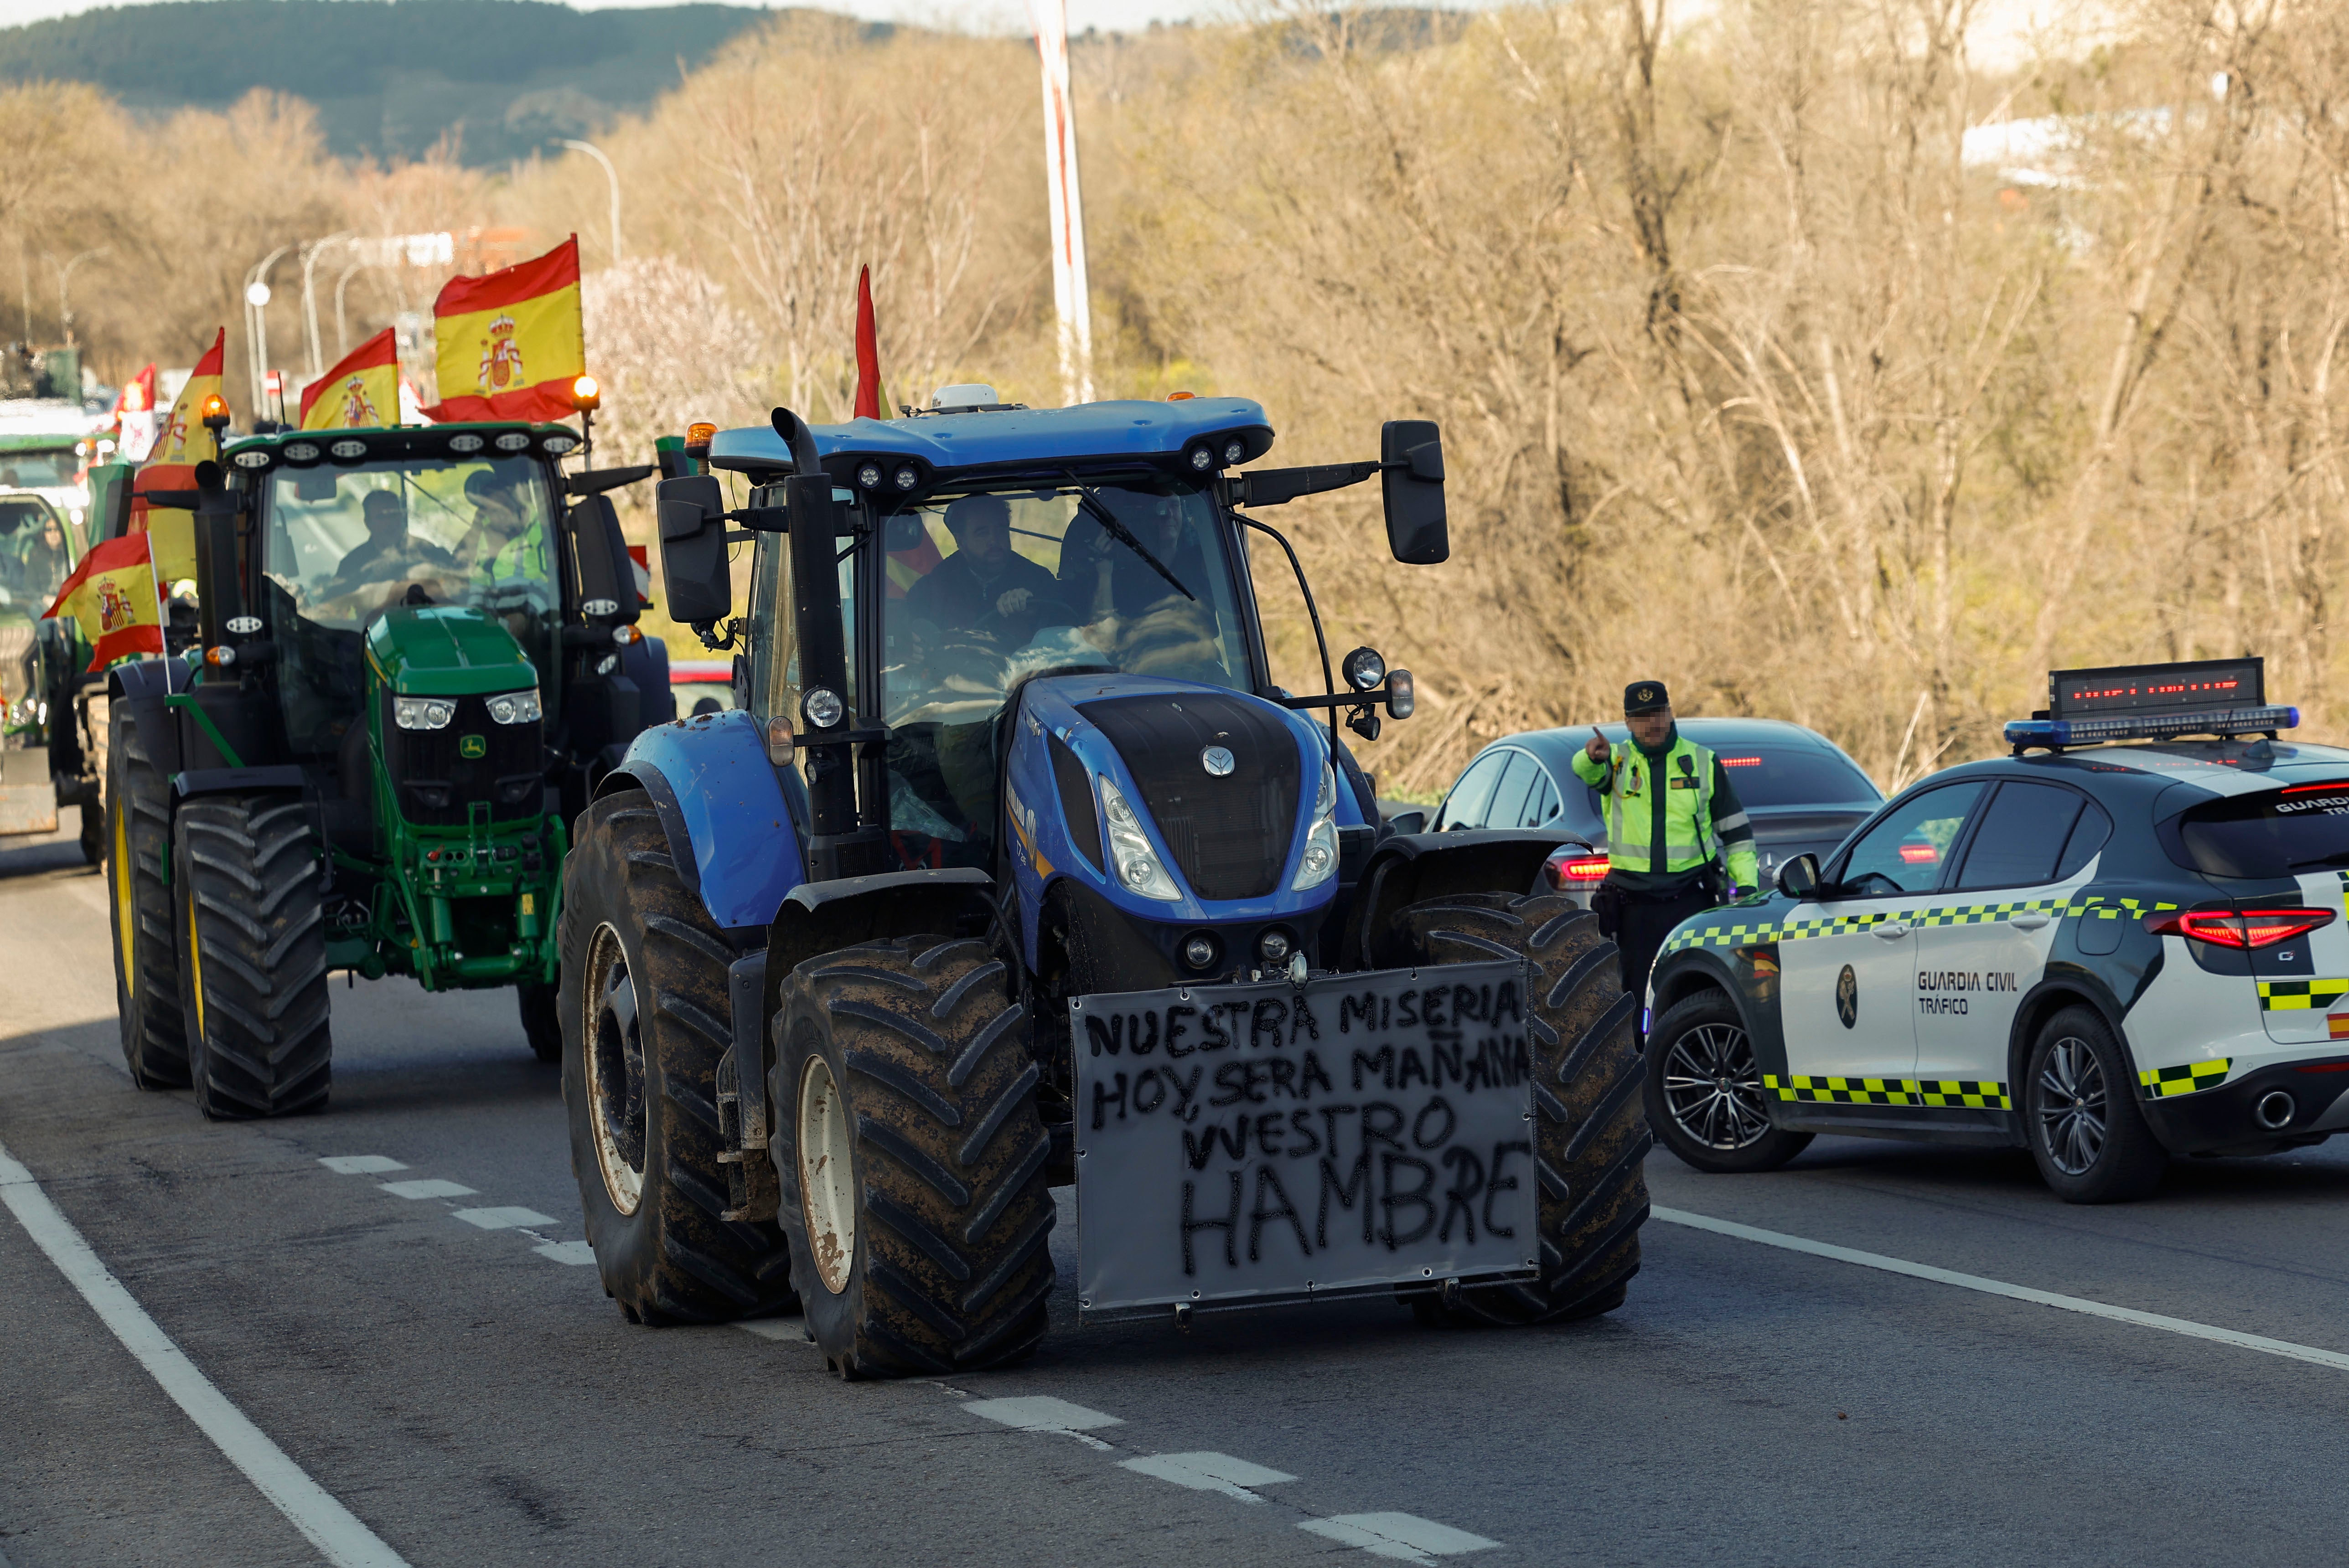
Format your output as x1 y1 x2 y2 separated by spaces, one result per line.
171 794 334 1119
561 791 797 1325
106 706 187 1089
78 799 101 866
1391 892 1650 1326
517 980 561 1063
773 935 1056 1380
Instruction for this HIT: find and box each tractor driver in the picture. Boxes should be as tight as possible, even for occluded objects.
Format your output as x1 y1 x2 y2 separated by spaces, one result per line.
454 467 543 586
325 490 452 601
903 494 1059 651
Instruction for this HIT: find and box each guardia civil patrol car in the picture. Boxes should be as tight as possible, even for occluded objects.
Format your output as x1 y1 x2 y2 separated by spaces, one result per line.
1643 659 2349 1202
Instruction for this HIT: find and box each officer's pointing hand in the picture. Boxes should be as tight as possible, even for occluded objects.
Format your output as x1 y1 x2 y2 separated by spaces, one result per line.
1585 727 1608 762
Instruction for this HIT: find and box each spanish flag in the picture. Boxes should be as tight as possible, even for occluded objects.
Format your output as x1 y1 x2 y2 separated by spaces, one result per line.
44 531 163 671
131 328 226 587
421 236 585 423
300 327 399 430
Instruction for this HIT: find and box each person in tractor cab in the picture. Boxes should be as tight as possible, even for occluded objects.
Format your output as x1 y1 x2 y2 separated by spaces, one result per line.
455 466 543 586
1067 487 1202 619
325 490 451 600
902 494 1059 650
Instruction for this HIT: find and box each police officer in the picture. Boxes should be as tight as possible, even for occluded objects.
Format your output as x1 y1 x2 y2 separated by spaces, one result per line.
1571 681 1759 1008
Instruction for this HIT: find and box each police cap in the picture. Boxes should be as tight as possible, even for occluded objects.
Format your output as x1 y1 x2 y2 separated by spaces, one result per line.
1624 680 1671 715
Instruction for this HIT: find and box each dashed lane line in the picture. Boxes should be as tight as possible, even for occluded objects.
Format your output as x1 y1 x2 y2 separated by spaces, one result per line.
450 1207 557 1231
377 1178 476 1200
1655 1205 2349 1373
0 1137 411 1568
961 1396 1499 1560
327 1159 589 1266
317 1156 406 1175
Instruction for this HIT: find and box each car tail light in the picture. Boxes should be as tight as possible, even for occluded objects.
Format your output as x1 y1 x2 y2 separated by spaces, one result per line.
1543 847 1611 891
2147 908 2336 949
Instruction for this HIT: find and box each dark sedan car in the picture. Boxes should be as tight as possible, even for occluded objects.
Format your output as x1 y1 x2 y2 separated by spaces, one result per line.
1411 718 1884 904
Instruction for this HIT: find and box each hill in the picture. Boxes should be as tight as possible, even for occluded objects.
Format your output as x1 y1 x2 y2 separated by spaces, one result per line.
0 0 878 165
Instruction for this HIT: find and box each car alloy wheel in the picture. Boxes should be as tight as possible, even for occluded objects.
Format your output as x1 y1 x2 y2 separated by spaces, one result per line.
2035 1033 2107 1177
1660 1021 1773 1151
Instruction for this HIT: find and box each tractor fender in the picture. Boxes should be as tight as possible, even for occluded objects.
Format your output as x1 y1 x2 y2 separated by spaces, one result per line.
107 657 185 779
761 867 998 1031
597 707 805 939
1337 829 1568 970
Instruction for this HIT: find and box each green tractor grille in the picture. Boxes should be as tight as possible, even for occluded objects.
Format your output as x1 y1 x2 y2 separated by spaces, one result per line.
380 691 543 825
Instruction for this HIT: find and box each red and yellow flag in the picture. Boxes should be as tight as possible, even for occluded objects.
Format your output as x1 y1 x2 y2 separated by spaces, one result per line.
300 327 399 430
131 328 226 586
44 532 163 671
421 236 584 423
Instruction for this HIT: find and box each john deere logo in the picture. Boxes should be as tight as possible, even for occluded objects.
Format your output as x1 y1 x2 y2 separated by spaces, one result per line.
1836 964 1858 1029
459 734 487 759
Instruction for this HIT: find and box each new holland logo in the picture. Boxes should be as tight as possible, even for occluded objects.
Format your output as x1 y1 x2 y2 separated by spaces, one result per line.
1200 744 1235 776
1836 964 1858 1029
459 734 487 759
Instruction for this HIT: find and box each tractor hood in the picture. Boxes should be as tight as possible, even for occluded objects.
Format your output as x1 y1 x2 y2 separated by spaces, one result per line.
364 606 538 696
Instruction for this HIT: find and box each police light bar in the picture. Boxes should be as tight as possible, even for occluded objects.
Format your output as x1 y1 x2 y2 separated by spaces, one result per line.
2004 705 2299 748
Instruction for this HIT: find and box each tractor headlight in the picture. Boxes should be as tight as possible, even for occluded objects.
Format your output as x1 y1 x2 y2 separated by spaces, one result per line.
1100 778 1180 901
485 689 542 726
1291 761 1340 891
393 696 456 731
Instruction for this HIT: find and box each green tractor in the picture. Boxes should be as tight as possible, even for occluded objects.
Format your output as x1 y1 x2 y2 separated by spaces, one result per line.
0 487 99 858
105 421 666 1116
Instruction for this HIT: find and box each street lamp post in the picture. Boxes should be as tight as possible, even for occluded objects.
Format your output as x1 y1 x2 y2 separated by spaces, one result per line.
300 232 353 380
244 243 294 418
560 139 622 266
56 248 110 347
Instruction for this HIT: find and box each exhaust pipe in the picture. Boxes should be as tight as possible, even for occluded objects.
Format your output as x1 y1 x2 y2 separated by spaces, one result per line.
2255 1090 2297 1131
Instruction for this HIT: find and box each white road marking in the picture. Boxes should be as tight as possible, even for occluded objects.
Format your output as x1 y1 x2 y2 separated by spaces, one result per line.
1656 1206 2349 1373
964 1394 1123 1448
318 1156 406 1175
1299 1513 1500 1563
1118 1451 1295 1502
377 1179 475 1200
533 1241 598 1266
732 1317 806 1340
0 1139 410 1568
449 1207 556 1231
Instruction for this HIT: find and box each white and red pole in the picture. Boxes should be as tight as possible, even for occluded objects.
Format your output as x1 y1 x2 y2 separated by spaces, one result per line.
1027 0 1094 406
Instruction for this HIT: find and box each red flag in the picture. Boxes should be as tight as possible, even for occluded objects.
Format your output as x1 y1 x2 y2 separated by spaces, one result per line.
854 264 883 420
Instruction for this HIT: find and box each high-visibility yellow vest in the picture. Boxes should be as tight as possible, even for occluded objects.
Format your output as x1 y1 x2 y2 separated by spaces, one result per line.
1572 735 1754 883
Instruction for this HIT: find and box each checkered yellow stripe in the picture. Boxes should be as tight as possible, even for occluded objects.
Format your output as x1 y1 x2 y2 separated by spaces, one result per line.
2256 979 2349 1011
1764 1074 2013 1109
2138 1058 2230 1098
1660 894 2182 956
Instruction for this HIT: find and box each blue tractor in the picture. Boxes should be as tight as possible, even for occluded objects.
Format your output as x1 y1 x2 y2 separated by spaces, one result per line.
559 391 1650 1376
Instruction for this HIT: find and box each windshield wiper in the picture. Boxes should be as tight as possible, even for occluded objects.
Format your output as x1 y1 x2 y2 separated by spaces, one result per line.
1063 473 1194 603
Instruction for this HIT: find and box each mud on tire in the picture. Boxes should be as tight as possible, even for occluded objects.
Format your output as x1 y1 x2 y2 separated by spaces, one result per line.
1393 892 1650 1326
171 794 333 1119
561 790 798 1324
773 935 1057 1380
107 703 188 1088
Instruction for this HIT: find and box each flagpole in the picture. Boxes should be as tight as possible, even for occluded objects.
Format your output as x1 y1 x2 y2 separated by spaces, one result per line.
1027 0 1094 407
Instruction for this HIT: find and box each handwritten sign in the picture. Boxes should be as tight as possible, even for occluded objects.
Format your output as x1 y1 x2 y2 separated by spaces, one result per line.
1072 962 1537 1313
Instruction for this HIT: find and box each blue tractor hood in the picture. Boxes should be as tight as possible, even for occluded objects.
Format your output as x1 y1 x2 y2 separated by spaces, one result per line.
707 397 1276 478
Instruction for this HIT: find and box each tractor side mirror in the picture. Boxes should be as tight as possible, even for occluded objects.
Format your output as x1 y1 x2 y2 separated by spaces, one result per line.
1775 853 1821 900
1380 420 1448 564
565 494 640 625
656 474 733 625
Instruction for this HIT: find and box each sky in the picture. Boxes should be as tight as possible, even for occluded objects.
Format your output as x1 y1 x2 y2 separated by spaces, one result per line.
0 0 2104 67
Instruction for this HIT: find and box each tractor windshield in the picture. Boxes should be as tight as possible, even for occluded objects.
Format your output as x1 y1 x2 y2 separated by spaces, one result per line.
876 474 1252 871
0 496 72 615
261 454 559 754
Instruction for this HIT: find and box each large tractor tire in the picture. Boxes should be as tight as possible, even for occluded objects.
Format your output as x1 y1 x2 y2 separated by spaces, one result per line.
1391 892 1650 1326
561 791 798 1324
773 935 1056 1380
106 707 187 1089
171 794 334 1119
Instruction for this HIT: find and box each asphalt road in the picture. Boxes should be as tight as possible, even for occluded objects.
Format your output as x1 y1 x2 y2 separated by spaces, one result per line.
8 810 2349 1566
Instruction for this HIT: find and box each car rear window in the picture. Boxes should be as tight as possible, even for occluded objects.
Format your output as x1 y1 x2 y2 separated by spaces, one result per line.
1704 747 1880 808
2171 783 2349 878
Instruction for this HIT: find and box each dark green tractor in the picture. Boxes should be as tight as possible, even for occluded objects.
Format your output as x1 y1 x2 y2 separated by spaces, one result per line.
0 488 102 860
105 421 666 1116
